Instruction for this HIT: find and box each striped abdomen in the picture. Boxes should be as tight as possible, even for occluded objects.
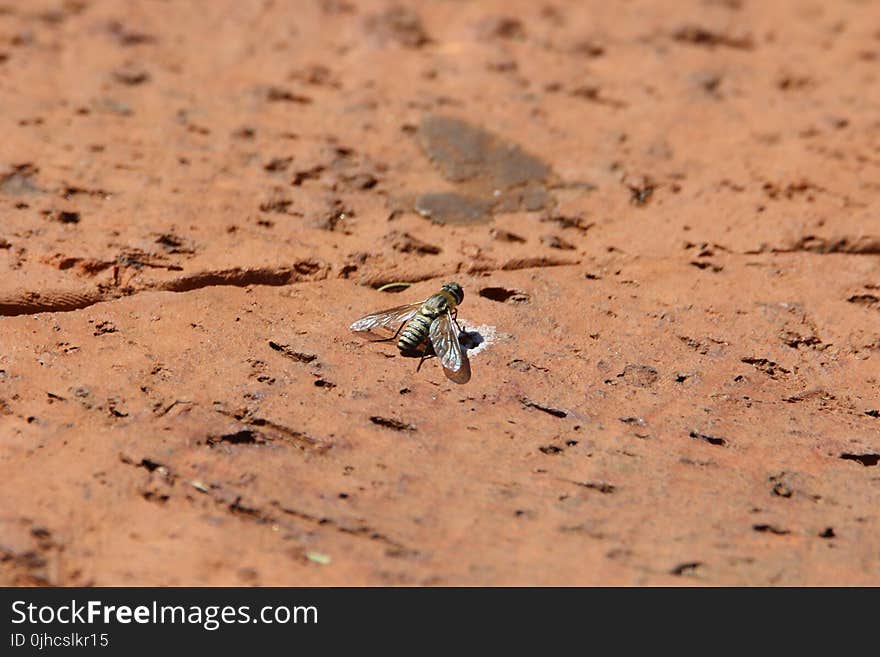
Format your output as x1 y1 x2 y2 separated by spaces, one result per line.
397 312 434 352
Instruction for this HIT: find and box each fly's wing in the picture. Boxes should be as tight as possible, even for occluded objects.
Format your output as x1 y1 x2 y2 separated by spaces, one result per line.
429 312 464 373
349 301 423 335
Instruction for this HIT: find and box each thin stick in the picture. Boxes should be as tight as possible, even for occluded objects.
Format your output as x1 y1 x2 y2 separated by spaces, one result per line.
376 282 413 293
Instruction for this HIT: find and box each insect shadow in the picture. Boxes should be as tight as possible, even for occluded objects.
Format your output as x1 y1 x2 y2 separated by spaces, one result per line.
400 329 484 384
459 330 484 350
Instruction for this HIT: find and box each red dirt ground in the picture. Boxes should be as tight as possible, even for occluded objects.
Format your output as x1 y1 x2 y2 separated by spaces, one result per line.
1 0 879 585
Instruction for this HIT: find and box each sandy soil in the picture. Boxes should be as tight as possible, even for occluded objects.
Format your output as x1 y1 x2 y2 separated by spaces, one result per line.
1 0 879 586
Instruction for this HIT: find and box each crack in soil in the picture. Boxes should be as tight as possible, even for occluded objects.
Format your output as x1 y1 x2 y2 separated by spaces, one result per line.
272 502 416 557
119 454 411 556
0 259 579 317
212 406 332 453
0 262 328 316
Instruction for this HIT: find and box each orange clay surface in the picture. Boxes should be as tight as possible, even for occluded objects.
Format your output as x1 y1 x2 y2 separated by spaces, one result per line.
1 0 879 585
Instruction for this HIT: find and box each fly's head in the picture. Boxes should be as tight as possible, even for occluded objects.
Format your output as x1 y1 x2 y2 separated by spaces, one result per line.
441 282 464 307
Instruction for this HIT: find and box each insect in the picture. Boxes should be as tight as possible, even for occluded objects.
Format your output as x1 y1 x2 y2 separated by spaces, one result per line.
350 282 467 377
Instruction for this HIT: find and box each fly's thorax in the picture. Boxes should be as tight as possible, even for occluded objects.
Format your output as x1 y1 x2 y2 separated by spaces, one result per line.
422 291 457 317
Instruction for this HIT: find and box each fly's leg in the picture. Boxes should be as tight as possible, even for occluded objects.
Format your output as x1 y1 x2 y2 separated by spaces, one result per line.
370 322 406 343
416 353 434 372
450 309 464 335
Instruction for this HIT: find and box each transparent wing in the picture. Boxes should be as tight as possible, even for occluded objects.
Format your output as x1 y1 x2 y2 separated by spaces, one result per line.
349 301 424 333
429 312 463 373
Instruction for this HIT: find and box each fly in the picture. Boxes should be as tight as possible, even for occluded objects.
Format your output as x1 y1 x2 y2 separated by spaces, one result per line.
350 282 468 379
